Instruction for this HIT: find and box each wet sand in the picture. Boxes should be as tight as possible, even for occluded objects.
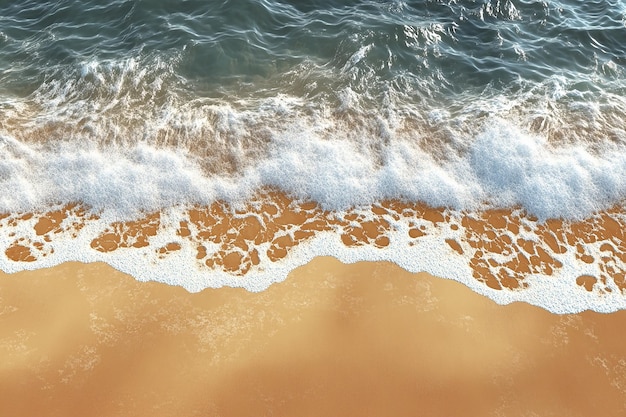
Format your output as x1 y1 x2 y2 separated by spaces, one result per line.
1 258 626 416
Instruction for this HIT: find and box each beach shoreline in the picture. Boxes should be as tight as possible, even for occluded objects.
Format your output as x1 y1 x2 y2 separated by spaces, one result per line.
2 1 626 414
2 192 626 313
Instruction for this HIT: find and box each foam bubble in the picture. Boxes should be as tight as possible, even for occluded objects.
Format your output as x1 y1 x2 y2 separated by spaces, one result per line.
0 136 216 217
467 120 626 219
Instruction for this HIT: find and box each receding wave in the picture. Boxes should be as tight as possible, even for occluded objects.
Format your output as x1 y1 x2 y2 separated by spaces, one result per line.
2 91 626 219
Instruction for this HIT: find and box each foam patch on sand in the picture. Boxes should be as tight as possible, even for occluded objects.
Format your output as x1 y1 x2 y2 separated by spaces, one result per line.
1 191 626 313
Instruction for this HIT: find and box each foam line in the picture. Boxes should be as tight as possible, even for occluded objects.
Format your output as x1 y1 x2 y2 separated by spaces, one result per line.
3 117 626 220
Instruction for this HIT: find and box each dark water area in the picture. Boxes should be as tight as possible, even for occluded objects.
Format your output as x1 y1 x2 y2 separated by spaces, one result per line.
1 0 624 100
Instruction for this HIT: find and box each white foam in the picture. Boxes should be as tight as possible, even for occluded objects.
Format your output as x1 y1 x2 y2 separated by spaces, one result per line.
2 112 626 219
1 137 213 218
466 120 626 219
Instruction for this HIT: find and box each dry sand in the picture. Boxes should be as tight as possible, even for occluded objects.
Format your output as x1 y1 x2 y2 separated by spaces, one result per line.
1 258 626 417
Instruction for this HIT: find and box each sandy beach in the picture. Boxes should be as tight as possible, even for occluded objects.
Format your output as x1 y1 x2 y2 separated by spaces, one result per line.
1 258 625 417
2 1 626 415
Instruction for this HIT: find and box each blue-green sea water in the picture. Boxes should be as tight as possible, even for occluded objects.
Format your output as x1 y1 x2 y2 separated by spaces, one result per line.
1 0 626 217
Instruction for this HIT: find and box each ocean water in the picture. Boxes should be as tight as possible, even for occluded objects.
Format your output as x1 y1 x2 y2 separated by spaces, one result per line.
1 0 626 312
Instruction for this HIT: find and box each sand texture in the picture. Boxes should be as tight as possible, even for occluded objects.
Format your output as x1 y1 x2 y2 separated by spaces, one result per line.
1 258 626 416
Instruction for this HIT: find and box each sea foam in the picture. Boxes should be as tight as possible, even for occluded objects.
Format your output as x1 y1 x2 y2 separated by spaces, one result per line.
2 115 626 221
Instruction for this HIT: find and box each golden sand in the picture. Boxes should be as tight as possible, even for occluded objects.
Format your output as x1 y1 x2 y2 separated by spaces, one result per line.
3 191 626 293
1 258 626 416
